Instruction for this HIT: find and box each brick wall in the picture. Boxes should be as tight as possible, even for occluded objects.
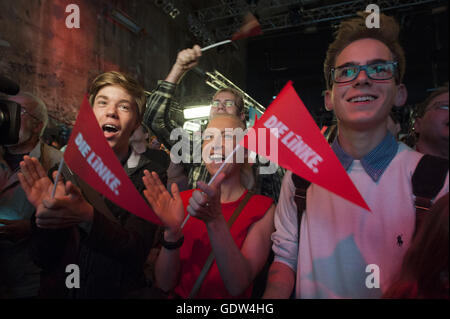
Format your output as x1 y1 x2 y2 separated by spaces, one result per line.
0 0 247 127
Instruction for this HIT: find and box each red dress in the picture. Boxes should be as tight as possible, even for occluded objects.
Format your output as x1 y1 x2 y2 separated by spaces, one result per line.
174 189 273 299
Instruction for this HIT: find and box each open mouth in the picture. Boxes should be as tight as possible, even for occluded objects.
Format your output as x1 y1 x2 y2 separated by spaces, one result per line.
347 95 378 103
209 153 225 163
102 124 120 138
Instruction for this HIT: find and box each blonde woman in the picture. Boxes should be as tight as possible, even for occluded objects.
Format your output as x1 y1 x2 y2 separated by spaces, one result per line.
143 114 275 298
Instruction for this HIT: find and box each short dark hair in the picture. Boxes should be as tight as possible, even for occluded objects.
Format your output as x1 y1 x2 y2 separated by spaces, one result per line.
213 87 245 116
324 12 406 90
414 83 449 119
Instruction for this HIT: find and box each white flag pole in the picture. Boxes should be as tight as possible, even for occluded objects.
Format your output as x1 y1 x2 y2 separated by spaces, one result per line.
51 157 64 198
180 144 241 229
201 40 232 52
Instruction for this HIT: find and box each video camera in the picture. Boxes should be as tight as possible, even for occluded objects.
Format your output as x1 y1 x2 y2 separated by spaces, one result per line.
0 75 21 145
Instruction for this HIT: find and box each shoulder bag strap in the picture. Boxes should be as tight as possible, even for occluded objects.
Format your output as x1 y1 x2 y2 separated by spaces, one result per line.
188 191 253 299
412 154 449 237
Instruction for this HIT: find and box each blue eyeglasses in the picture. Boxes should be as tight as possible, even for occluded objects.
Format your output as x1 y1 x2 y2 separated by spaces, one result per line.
331 61 398 83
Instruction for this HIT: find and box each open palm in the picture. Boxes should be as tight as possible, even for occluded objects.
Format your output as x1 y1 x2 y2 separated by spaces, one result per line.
142 170 184 232
17 156 65 208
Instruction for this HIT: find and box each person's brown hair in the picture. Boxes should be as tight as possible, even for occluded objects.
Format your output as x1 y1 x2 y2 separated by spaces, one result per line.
383 193 449 298
324 11 406 90
88 71 146 120
213 87 245 116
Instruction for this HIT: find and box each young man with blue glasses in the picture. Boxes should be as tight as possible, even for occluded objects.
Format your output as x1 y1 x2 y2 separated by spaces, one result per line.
264 12 449 299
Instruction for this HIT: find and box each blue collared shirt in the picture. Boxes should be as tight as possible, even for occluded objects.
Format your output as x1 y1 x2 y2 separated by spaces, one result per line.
331 132 398 182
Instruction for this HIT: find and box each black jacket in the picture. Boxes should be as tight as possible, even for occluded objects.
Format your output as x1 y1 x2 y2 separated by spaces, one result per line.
30 148 169 298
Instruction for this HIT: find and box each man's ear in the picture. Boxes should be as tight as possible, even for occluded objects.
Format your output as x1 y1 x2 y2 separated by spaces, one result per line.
394 84 408 107
240 112 245 121
324 90 333 111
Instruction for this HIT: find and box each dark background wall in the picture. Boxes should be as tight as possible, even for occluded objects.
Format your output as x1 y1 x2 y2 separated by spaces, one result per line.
246 6 449 126
0 0 247 127
1 0 448 137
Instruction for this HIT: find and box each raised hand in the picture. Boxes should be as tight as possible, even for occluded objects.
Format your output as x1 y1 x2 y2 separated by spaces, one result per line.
142 170 184 235
187 172 226 224
175 45 202 72
17 156 65 208
165 45 202 84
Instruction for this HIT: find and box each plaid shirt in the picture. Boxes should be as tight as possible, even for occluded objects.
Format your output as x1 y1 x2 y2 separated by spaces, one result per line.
144 81 183 151
144 81 208 188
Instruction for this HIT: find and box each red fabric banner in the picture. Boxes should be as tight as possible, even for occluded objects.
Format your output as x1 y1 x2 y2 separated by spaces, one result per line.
64 96 162 224
240 81 371 211
231 12 262 41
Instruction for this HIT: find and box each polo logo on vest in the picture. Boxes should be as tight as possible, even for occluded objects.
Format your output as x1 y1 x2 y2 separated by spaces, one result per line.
397 234 404 247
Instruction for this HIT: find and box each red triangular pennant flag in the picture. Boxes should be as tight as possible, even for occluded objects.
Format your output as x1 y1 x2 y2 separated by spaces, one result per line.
240 81 371 211
64 96 162 224
231 12 262 41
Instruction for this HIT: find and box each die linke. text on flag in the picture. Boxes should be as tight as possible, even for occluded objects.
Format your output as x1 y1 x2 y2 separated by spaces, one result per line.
263 115 323 173
240 81 370 211
74 132 121 195
63 96 162 225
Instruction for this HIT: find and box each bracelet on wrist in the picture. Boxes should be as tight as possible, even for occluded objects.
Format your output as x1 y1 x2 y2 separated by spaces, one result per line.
161 232 184 250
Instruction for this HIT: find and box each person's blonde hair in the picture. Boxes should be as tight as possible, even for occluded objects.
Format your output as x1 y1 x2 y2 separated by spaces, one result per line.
88 71 146 120
324 11 406 90
207 113 255 190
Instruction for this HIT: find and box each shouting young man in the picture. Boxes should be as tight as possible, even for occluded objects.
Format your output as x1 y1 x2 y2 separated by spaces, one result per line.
18 71 169 298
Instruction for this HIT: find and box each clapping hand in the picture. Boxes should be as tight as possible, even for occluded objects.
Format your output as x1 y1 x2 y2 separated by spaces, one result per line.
34 181 94 229
17 156 65 208
18 156 93 229
142 170 185 237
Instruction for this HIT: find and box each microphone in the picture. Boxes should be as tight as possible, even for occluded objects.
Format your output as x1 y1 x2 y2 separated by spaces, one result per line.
0 75 20 95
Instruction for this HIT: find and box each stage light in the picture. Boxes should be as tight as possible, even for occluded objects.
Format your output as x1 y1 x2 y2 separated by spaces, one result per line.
183 121 202 132
183 105 211 120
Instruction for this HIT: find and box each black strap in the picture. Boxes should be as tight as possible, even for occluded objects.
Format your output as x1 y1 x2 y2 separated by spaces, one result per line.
188 191 253 299
291 174 311 237
412 154 448 237
412 154 448 200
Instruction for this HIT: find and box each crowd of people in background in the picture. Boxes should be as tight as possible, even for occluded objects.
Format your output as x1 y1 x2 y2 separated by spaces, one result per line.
0 11 448 299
